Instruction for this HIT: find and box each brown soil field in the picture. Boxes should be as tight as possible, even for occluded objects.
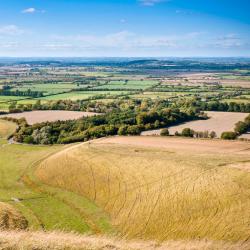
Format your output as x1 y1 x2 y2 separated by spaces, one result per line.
0 110 99 125
99 136 250 155
35 136 250 242
0 230 249 250
141 111 249 137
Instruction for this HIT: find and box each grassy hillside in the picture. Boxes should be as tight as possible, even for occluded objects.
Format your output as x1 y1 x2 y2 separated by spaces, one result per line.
0 125 112 233
35 137 250 242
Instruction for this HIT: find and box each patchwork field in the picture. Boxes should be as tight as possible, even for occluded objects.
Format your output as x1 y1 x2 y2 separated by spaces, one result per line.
0 110 99 124
35 136 250 242
141 111 249 137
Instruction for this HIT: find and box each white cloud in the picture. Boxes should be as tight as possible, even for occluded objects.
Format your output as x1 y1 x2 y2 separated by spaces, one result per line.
48 31 204 51
211 34 245 49
22 8 45 14
0 25 24 35
22 8 36 14
139 0 169 6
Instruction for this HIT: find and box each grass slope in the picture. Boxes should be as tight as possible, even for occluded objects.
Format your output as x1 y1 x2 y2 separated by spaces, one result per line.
0 119 17 139
0 128 112 233
0 230 249 250
35 137 250 242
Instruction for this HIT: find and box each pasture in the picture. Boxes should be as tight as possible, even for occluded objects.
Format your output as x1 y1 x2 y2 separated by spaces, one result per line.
35 136 250 242
0 110 99 125
93 80 157 90
141 111 249 137
40 90 129 101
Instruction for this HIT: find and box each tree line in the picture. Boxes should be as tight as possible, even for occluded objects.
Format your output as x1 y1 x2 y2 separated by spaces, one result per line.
0 87 44 98
10 108 200 145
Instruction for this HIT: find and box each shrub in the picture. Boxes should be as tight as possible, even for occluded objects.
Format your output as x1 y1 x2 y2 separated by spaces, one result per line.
209 131 217 139
181 128 194 137
221 131 237 140
160 128 169 136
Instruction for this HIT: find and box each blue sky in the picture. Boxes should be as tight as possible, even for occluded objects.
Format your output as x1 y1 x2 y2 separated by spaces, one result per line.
0 0 249 57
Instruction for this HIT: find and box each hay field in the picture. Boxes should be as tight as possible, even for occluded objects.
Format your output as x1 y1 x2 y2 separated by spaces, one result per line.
35 136 250 242
0 110 99 125
0 230 249 250
141 111 249 137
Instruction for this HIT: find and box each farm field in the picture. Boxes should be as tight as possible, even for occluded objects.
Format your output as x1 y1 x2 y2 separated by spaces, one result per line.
93 80 157 90
0 110 99 124
12 83 81 95
35 136 250 242
40 90 130 101
141 111 249 137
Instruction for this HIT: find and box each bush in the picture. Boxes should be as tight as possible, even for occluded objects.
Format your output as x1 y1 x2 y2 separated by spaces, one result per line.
174 131 180 136
160 128 169 136
234 121 248 135
221 131 237 140
181 128 194 137
209 131 217 139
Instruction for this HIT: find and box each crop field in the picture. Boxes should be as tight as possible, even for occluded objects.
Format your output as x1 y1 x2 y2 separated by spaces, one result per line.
141 111 249 137
13 83 82 95
0 110 99 124
35 136 250 242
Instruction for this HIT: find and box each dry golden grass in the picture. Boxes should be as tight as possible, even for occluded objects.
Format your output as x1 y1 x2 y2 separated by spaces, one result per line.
0 202 28 230
35 137 250 242
0 119 17 138
0 230 249 250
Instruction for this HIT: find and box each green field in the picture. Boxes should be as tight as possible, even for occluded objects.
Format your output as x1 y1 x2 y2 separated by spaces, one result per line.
93 80 157 90
40 90 130 101
13 83 82 95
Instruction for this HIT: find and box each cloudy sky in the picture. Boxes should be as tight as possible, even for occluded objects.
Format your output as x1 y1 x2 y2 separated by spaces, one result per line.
0 0 250 57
